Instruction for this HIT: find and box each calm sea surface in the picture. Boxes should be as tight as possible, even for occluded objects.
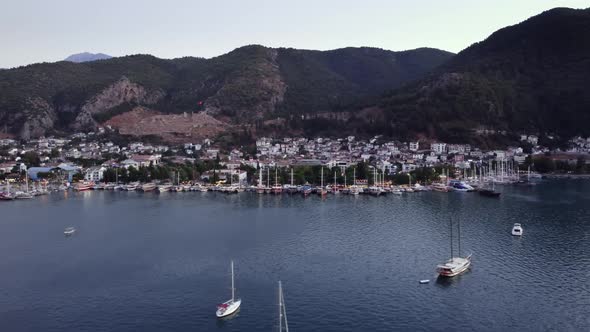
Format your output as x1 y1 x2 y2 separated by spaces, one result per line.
0 180 589 332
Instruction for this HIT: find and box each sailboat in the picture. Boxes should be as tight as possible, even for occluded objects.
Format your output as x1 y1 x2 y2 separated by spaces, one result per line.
331 171 339 194
272 167 283 194
437 217 472 277
216 260 242 318
478 169 501 197
278 281 289 332
15 173 33 199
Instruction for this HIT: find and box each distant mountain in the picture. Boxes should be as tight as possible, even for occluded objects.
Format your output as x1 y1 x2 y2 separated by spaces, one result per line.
0 46 452 139
64 52 112 63
367 7 590 143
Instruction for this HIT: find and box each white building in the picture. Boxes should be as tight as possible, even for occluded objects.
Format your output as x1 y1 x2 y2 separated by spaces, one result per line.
409 142 420 151
84 166 106 182
431 143 447 155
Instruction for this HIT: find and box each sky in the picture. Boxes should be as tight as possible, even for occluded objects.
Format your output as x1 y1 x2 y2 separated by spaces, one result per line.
0 0 587 68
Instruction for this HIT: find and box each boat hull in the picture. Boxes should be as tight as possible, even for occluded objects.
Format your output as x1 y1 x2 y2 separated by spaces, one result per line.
437 259 471 277
216 299 241 318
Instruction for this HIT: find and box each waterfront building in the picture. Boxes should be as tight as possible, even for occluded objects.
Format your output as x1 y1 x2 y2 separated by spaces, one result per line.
84 166 107 182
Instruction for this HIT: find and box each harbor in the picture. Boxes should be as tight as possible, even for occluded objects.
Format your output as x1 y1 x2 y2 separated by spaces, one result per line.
0 162 544 200
0 179 588 331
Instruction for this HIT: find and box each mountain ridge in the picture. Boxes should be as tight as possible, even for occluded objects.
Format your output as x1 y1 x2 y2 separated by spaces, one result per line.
0 45 453 139
367 7 590 143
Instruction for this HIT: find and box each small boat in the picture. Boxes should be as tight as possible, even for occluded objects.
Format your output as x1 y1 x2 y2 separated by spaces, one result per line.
431 182 450 192
74 181 94 191
511 223 523 236
478 181 500 197
449 180 474 192
301 185 312 197
437 218 472 278
349 185 362 195
125 182 139 191
158 184 172 192
216 260 242 318
478 189 501 197
14 191 34 199
64 227 76 236
391 189 403 195
140 183 157 192
419 279 430 284
0 192 15 200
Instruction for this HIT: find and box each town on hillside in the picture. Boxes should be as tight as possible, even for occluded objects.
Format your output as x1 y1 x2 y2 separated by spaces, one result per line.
1 127 590 198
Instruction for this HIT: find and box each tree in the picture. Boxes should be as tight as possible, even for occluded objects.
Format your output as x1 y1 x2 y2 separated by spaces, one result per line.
533 156 555 173
72 172 84 182
22 151 41 167
50 148 60 158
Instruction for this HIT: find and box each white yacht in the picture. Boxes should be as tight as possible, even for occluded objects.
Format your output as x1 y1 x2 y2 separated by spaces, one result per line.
64 227 76 236
216 260 242 318
512 223 523 236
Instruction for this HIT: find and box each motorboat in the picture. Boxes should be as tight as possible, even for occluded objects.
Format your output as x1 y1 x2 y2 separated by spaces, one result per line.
216 260 242 318
158 184 172 192
449 180 474 192
74 181 94 191
64 227 76 236
125 182 139 191
511 223 523 236
391 188 403 195
349 186 362 195
431 182 450 192
140 183 157 192
14 191 34 199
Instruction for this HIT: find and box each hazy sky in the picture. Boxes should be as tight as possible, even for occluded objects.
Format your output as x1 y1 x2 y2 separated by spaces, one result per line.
0 0 586 68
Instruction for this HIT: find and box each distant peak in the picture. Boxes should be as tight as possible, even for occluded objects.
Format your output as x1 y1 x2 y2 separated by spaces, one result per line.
64 52 112 63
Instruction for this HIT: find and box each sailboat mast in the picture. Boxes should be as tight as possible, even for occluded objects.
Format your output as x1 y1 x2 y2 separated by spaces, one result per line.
231 260 235 301
458 218 462 257
279 281 282 332
450 217 454 259
321 167 323 187
291 168 294 186
282 283 289 332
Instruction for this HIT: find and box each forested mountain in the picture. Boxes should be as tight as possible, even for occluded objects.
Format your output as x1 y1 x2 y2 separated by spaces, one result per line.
371 7 590 142
3 7 588 143
0 46 452 139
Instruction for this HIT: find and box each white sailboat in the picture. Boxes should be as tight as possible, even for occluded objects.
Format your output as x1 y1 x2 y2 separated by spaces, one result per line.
437 217 472 277
278 280 289 332
216 260 242 318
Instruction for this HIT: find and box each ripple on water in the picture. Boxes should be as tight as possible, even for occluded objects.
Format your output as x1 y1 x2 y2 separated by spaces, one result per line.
0 181 588 331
